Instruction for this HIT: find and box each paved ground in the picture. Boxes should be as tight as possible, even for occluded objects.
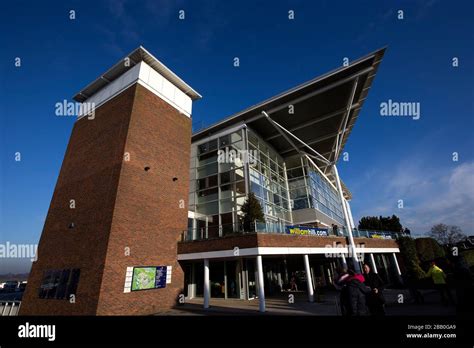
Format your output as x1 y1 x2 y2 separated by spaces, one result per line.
157 292 337 316
385 289 456 316
156 289 456 316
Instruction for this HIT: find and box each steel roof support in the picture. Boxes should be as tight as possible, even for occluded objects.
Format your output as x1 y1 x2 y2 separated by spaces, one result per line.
194 66 374 138
304 154 338 192
333 164 360 272
264 103 361 142
265 67 373 115
262 111 331 165
261 111 304 157
335 78 359 161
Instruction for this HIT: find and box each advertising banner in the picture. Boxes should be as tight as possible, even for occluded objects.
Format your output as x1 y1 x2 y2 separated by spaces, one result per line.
285 225 328 236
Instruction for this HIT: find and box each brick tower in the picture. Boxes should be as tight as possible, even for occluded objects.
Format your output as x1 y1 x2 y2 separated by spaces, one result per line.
20 47 201 315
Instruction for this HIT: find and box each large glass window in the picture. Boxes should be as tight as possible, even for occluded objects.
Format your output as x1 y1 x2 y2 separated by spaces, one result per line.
287 157 344 224
189 129 248 237
246 129 290 223
189 128 291 238
38 269 80 300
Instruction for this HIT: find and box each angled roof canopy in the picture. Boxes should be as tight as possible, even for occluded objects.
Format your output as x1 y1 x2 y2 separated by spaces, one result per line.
193 47 386 179
73 46 202 102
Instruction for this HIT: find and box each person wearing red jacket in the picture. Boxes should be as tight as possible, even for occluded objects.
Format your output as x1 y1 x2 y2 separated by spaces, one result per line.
344 270 371 316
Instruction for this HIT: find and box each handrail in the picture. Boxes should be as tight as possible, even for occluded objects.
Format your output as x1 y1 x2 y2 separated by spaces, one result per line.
181 221 407 242
1 301 21 316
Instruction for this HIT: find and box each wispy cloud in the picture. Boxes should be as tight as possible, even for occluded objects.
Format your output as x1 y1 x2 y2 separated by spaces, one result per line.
352 159 474 236
148 0 225 51
143 0 181 26
95 0 143 56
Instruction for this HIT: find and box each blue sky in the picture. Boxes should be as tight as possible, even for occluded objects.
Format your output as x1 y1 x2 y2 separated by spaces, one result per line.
1 0 473 273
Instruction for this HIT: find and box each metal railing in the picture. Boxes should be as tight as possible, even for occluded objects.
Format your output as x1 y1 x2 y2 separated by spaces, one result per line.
1 301 21 316
181 221 287 241
352 229 408 239
181 222 407 242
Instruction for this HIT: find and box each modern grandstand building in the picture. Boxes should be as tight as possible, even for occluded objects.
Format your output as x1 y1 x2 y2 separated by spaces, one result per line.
21 46 404 315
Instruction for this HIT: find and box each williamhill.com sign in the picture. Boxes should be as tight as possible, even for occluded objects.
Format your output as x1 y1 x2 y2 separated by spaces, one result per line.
286 225 328 236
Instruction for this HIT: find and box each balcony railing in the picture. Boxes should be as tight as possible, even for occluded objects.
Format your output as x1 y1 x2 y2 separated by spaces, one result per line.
182 221 285 241
181 222 407 242
351 228 407 239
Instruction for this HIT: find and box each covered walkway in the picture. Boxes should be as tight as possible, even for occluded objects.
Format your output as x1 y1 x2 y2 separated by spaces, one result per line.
180 250 403 313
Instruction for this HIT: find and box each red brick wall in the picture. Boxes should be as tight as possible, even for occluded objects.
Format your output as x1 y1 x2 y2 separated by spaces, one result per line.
96 84 191 315
353 237 399 248
20 86 136 315
257 234 347 248
21 83 192 315
177 233 399 255
178 234 259 254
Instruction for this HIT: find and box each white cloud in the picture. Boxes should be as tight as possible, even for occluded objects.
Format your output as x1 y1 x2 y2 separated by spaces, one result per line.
352 160 474 236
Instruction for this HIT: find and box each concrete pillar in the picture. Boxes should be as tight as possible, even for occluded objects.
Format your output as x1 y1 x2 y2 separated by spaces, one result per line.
204 259 210 309
192 218 197 240
256 255 265 312
283 257 289 284
240 259 248 300
303 255 315 302
277 263 283 290
369 253 378 274
381 253 390 282
188 263 196 299
223 261 227 299
392 253 401 275
345 199 356 230
341 253 348 268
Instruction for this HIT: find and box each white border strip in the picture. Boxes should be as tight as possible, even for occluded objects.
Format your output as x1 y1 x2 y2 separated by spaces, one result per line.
177 246 399 260
78 61 192 120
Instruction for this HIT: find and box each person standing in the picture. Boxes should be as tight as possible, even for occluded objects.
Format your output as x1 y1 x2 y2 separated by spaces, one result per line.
345 269 370 316
334 267 350 316
289 272 298 291
426 261 454 304
362 263 386 315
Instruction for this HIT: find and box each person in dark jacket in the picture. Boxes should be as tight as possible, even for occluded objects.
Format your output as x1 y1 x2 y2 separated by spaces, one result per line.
448 256 472 311
363 263 386 315
334 267 350 316
344 270 370 316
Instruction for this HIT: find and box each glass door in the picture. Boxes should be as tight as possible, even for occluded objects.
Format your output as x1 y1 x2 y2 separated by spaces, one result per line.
225 261 239 298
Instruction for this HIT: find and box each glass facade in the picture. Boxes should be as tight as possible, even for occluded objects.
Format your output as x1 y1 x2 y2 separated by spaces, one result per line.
189 128 247 237
287 157 344 225
188 125 345 240
247 129 291 225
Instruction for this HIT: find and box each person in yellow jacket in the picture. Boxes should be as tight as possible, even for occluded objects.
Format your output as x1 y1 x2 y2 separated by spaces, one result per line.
426 261 454 304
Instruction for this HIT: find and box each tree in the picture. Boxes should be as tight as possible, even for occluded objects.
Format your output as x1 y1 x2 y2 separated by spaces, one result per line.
429 224 467 246
241 192 265 232
358 215 403 232
415 238 445 263
397 236 425 280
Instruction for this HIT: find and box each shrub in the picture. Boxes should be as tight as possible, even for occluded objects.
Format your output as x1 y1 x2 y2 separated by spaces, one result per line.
397 236 425 280
415 237 445 263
